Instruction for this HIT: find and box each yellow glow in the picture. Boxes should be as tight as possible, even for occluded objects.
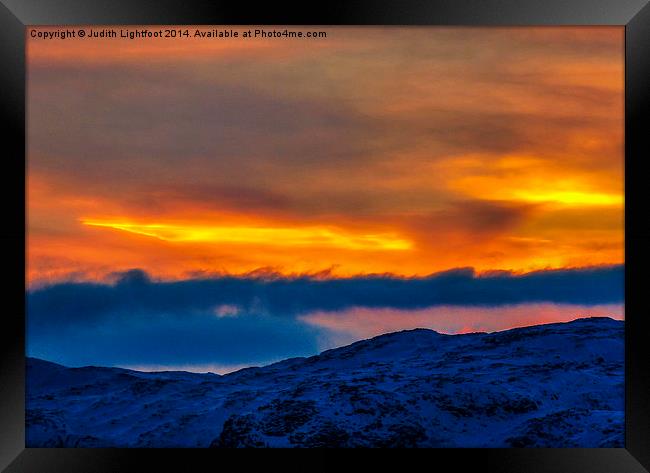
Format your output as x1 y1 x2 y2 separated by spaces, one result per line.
81 219 413 251
511 190 623 206
451 173 623 207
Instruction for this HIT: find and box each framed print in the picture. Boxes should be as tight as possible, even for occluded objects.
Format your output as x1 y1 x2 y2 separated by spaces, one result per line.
1 0 649 471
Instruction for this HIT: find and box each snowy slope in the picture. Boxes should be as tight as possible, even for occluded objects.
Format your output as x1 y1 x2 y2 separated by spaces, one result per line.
26 317 624 447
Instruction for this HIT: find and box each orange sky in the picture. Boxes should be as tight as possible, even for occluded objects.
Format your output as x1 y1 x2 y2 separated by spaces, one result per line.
27 26 624 285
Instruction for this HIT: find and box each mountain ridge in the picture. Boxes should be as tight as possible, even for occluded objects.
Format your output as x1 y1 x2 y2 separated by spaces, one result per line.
30 316 618 375
27 316 624 447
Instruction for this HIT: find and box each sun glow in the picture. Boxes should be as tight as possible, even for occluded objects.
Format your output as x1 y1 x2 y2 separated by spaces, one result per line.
81 219 413 251
511 190 623 206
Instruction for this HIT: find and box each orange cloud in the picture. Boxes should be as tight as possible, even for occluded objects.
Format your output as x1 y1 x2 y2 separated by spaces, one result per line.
81 218 412 250
27 26 624 284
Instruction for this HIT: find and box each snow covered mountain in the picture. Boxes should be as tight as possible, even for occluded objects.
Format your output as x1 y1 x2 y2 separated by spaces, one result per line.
26 317 624 447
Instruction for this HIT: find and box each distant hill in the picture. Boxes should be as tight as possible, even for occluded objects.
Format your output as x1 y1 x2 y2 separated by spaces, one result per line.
26 317 624 447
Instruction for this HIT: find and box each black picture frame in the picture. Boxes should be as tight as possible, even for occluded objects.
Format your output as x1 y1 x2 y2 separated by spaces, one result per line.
1 0 648 471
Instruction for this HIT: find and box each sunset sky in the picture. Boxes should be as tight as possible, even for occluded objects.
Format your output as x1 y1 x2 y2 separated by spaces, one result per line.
27 27 624 371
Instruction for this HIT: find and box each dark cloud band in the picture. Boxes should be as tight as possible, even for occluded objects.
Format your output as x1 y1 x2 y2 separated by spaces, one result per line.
28 265 624 325
26 265 623 367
